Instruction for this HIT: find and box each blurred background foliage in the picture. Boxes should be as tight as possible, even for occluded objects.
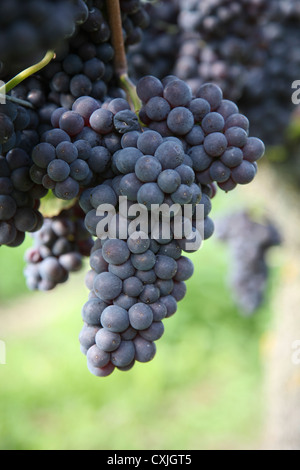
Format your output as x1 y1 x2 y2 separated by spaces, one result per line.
0 177 281 450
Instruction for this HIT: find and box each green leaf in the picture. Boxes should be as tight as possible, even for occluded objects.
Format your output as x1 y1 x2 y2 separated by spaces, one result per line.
39 192 78 218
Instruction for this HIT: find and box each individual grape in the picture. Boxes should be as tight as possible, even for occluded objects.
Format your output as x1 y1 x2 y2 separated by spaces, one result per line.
220 147 244 168
114 294 137 310
90 184 117 208
136 75 163 103
175 164 195 186
137 182 164 209
150 301 167 322
59 111 85 137
133 335 156 363
155 278 174 296
225 113 249 132
163 79 192 108
108 259 135 280
188 145 212 172
157 239 182 260
121 326 137 341
154 255 178 280
231 160 257 184
54 177 79 200
202 112 225 134
56 141 79 163
242 137 265 162
203 132 228 157
95 328 121 352
204 217 215 240
94 272 123 301
47 159 70 182
131 250 156 271
123 276 144 297
209 160 231 183
82 298 108 325
171 184 193 205
154 141 185 170
119 173 143 201
145 97 171 122
174 256 194 282
113 110 140 134
136 269 157 285
86 344 110 369
32 142 56 168
115 147 143 174
189 98 211 121
102 239 130 265
225 127 248 148
127 231 150 254
14 207 38 232
69 159 90 181
218 178 237 192
6 148 31 170
0 114 14 144
84 58 105 81
171 281 187 302
139 321 164 342
139 284 160 304
121 130 141 149
70 74 93 99
88 146 111 174
185 126 205 146
38 256 65 283
107 98 131 115
160 295 177 318
111 340 135 368
89 108 114 135
0 221 17 245
136 130 163 155
196 83 223 111
42 129 71 147
79 325 99 351
167 107 194 136
101 305 130 333
157 169 181 194
135 155 162 183
0 195 17 220
128 303 153 330
86 361 115 378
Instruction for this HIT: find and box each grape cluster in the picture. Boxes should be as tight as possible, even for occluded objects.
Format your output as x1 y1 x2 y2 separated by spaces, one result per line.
30 96 141 201
0 101 35 155
24 205 93 292
172 0 300 145
216 211 281 315
178 0 268 41
76 75 264 377
0 146 46 247
0 0 89 79
128 0 180 81
80 235 193 376
137 76 265 192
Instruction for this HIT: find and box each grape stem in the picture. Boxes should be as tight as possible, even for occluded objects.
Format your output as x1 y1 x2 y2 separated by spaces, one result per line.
106 0 142 114
106 0 128 77
120 74 142 114
5 95 35 109
0 50 55 96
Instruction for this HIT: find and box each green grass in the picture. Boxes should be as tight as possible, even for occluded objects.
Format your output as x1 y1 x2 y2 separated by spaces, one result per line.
0 236 31 303
0 228 276 450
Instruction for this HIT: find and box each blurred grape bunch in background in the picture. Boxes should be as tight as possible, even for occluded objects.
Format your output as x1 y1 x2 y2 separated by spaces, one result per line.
215 211 282 316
